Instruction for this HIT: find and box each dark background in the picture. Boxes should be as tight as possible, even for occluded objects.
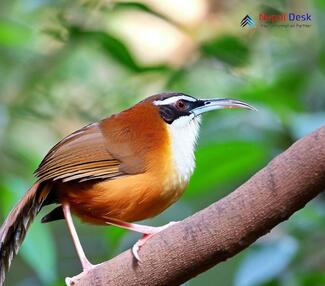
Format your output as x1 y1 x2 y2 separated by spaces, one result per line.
1 0 325 285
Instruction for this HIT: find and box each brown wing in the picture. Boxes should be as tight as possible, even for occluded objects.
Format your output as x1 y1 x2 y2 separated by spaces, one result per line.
34 123 124 183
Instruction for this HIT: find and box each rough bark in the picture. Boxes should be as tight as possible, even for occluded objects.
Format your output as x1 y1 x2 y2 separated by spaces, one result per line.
68 126 325 286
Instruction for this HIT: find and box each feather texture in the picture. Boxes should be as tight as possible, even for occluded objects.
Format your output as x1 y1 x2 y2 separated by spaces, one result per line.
0 182 50 286
0 93 201 285
34 123 123 183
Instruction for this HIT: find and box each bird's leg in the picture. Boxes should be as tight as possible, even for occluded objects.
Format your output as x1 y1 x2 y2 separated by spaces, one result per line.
62 203 94 271
105 217 178 262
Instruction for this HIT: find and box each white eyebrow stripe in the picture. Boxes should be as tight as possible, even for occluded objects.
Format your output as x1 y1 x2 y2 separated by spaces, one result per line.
153 95 196 105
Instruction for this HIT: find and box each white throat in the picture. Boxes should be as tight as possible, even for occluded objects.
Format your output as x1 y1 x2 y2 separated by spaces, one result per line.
167 115 201 184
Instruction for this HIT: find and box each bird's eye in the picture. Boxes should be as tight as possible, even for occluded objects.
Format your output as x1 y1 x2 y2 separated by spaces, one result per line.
175 100 188 111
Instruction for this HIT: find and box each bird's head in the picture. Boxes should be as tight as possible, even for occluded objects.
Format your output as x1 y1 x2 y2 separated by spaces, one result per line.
137 92 256 183
148 92 256 127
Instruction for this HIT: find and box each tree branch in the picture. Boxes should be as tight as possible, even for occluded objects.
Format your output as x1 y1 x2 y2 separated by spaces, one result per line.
68 126 325 286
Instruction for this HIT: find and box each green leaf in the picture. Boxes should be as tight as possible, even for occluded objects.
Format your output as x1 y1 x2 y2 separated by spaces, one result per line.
0 177 57 285
112 2 154 13
105 226 127 255
231 70 307 114
21 220 57 285
201 35 250 66
69 27 169 72
314 0 325 11
186 141 269 197
0 20 32 46
298 272 325 286
111 2 178 28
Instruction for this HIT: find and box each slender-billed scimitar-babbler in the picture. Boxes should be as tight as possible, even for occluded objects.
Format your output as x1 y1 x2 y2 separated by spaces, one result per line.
0 92 255 285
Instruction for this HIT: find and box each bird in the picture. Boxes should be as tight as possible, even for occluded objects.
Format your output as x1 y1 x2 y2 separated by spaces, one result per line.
0 92 255 285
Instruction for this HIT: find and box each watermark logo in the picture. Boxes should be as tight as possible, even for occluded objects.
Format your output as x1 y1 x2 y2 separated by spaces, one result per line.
241 12 312 29
259 12 312 28
240 15 255 27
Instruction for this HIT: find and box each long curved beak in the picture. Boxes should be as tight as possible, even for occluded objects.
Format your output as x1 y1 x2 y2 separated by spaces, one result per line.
192 98 257 117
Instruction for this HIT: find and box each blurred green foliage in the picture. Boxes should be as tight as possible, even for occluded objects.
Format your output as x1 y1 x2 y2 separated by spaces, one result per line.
0 0 325 285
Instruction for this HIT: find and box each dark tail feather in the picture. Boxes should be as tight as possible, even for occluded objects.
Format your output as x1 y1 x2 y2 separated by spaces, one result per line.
41 206 64 223
0 182 50 286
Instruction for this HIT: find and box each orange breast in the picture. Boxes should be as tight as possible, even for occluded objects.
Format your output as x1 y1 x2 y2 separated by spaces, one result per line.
56 102 188 224
58 172 185 224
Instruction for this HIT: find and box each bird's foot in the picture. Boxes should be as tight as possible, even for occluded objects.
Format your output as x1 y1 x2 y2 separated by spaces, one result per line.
132 233 153 262
65 263 99 286
65 277 74 286
132 221 178 262
105 218 178 262
81 259 95 272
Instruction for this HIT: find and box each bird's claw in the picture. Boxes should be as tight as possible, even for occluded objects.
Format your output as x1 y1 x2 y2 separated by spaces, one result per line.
132 242 142 262
65 263 100 285
65 277 73 286
131 221 179 262
132 233 152 263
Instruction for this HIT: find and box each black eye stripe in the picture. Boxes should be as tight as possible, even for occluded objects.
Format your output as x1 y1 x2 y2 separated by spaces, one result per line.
158 101 193 124
159 106 175 124
156 98 205 124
